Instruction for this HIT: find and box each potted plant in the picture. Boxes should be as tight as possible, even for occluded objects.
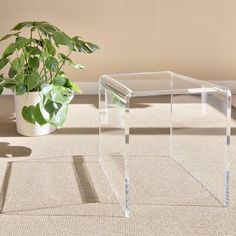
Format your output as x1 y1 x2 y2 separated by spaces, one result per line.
0 21 99 136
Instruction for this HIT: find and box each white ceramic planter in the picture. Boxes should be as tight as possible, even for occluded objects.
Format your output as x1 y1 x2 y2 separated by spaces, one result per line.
14 92 56 136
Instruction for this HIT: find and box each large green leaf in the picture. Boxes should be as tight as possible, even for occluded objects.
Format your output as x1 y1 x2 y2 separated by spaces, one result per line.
52 31 74 50
12 58 23 73
64 79 82 94
3 80 18 87
12 21 48 31
84 42 100 53
2 43 17 58
32 21 48 27
68 80 82 94
12 22 33 30
19 54 25 67
41 84 74 104
0 32 21 41
8 66 17 78
29 57 40 69
15 37 31 50
26 46 42 56
15 85 26 95
39 98 55 122
34 103 47 125
15 74 25 84
53 75 66 86
22 105 35 124
26 74 40 91
0 58 9 70
49 104 68 128
45 57 58 72
73 36 99 54
4 79 18 90
39 24 59 36
44 39 56 56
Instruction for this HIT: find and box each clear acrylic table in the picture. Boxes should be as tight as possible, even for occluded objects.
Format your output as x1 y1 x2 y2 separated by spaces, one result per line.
99 71 231 217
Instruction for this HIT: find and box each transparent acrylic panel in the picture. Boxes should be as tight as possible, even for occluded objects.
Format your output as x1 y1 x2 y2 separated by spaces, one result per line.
99 72 231 217
99 78 129 217
0 93 124 217
171 74 231 207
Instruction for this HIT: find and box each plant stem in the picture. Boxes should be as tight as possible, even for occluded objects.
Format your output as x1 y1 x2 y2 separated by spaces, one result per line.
30 29 33 46
37 28 48 82
21 48 27 77
54 50 72 78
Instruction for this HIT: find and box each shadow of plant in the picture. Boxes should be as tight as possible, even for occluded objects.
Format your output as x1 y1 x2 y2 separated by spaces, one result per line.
0 142 32 158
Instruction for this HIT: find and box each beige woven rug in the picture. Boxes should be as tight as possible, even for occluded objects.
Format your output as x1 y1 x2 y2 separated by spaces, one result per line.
0 95 236 235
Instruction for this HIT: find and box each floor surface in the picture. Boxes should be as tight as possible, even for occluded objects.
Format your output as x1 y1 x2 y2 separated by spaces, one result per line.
0 95 236 235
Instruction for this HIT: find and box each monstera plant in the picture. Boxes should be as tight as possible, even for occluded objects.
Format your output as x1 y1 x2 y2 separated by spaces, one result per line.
0 21 99 136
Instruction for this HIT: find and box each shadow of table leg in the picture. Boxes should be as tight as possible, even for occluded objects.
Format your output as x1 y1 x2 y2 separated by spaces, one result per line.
72 156 100 204
0 162 12 213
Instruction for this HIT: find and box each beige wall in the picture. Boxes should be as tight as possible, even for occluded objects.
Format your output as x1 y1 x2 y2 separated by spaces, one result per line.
1 0 236 82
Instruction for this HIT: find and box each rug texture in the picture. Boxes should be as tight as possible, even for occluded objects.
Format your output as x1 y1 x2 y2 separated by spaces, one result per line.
0 95 236 236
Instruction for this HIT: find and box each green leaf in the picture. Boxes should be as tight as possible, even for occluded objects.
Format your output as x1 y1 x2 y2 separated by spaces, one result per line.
39 98 54 121
31 21 48 27
15 74 25 84
58 71 66 76
29 57 39 69
15 37 31 50
22 105 35 124
85 42 100 51
69 80 82 94
58 53 70 61
34 103 47 125
0 58 9 70
39 24 59 36
15 85 26 95
58 52 73 64
26 46 42 56
65 79 82 94
8 66 17 78
44 39 56 56
0 32 21 41
45 57 58 72
49 104 68 128
41 84 74 104
52 31 74 50
2 43 17 58
0 74 3 82
19 54 25 67
73 36 99 54
12 58 22 73
0 85 3 94
3 79 18 90
12 21 33 30
12 21 48 31
26 74 40 91
53 75 66 86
